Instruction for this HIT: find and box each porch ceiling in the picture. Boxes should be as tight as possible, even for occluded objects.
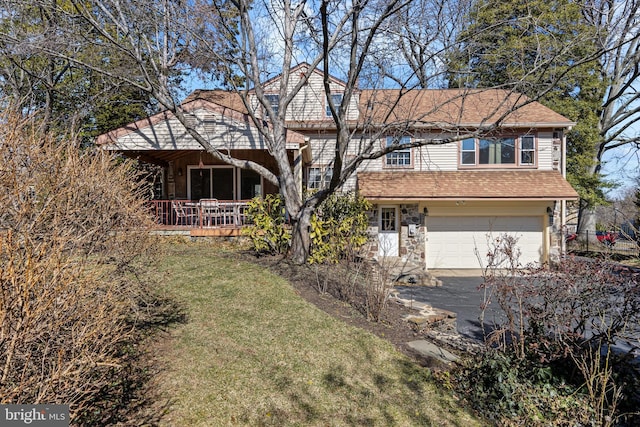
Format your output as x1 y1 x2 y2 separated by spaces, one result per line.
115 148 305 167
118 150 187 166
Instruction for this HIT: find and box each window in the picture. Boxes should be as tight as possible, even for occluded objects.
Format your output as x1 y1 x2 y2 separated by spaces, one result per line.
264 94 279 115
326 93 343 117
307 167 322 189
385 136 412 167
460 135 536 167
479 137 515 164
461 138 476 165
188 166 235 200
240 169 262 199
380 207 396 231
306 165 333 190
520 135 535 165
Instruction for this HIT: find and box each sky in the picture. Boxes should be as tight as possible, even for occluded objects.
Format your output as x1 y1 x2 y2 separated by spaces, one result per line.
601 144 639 200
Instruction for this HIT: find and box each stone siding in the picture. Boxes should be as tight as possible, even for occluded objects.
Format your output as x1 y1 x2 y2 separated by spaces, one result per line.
364 204 425 266
399 204 425 265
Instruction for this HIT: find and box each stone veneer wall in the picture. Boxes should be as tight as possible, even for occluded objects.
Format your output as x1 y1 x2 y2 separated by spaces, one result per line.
399 204 425 265
365 204 426 266
548 207 562 264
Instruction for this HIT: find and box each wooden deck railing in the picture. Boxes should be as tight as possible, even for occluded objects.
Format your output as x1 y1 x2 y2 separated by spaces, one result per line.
147 199 251 229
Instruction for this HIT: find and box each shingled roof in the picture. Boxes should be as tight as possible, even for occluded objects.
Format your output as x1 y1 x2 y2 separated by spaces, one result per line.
357 170 579 201
358 89 573 128
180 88 574 129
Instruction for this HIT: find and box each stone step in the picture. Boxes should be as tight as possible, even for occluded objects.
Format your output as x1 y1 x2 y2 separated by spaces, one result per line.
407 340 459 364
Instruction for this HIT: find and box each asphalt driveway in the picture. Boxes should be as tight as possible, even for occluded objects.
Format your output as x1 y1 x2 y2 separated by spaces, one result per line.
395 274 502 341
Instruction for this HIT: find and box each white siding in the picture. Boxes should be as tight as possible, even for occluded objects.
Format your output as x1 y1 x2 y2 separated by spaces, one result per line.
306 129 561 177
308 135 337 165
417 143 459 171
537 132 554 170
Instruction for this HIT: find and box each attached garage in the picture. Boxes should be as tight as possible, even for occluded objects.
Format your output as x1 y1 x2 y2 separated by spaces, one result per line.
426 216 544 269
357 170 580 271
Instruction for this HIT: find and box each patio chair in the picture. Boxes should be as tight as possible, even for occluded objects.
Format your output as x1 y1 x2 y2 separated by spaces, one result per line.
172 201 198 225
199 199 221 227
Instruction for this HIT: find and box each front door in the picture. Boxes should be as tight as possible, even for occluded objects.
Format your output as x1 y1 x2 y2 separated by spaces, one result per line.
378 206 399 257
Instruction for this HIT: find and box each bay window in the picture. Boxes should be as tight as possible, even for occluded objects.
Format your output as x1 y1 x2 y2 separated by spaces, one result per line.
520 135 535 165
479 137 515 164
461 138 476 165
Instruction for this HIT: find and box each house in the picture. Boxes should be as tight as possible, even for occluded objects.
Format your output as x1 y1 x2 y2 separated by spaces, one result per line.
96 63 579 269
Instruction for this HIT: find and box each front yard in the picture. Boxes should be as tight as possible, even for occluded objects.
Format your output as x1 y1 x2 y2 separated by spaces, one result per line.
149 240 483 426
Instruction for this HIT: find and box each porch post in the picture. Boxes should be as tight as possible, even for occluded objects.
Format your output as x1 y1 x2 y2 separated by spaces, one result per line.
294 146 304 203
167 161 176 199
422 205 429 271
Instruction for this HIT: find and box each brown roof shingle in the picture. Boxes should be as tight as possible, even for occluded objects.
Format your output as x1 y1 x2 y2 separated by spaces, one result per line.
358 89 574 128
183 88 574 128
98 86 574 145
183 90 247 113
357 170 579 201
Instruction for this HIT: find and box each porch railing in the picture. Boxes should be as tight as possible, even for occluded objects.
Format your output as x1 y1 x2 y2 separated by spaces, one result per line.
147 199 251 228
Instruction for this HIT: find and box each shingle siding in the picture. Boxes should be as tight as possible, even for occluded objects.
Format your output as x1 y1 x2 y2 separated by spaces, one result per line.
257 66 359 122
112 109 267 151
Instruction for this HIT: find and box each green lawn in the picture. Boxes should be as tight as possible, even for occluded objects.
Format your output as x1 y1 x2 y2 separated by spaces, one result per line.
153 241 484 426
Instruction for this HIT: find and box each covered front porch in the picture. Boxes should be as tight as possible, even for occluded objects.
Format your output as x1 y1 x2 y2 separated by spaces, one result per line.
138 149 293 236
95 96 311 236
147 198 251 237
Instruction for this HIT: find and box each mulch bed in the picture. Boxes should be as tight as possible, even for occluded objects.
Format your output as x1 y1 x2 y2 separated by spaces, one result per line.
237 251 451 369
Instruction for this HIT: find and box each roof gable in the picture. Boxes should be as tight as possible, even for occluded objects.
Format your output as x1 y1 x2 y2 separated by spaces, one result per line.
259 62 349 92
96 95 304 147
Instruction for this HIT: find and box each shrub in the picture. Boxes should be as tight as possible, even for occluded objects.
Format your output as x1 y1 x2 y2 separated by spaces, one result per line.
309 192 371 264
243 194 291 255
243 191 372 262
454 350 594 426
463 233 640 426
0 111 164 424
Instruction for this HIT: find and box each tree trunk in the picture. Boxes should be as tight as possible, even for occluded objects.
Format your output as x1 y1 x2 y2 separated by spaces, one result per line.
577 150 603 241
289 206 313 265
579 206 599 243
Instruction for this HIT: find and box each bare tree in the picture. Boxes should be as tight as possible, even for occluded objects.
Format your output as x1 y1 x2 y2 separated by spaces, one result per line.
578 0 640 233
0 0 619 263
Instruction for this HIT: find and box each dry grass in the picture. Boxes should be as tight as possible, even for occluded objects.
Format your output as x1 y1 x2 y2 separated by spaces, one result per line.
152 240 484 426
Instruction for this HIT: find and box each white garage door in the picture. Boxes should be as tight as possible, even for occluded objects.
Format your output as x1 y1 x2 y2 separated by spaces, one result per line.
426 216 543 269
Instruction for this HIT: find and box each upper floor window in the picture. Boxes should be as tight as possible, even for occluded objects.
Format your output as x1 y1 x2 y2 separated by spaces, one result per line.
326 93 343 117
461 138 476 165
479 137 515 164
264 94 279 115
520 135 535 165
306 165 333 190
460 135 536 167
385 136 412 168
